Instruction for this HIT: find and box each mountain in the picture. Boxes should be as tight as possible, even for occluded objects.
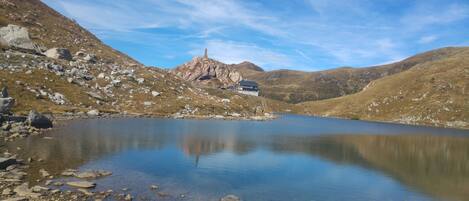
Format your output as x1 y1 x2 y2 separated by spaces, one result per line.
234 47 466 103
297 47 469 128
234 61 265 73
0 0 286 118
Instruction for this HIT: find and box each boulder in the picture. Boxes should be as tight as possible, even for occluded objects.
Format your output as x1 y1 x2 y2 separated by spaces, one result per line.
151 91 161 97
0 86 14 114
83 54 97 63
0 97 14 114
27 110 53 129
0 24 40 52
45 48 72 61
49 92 66 105
87 109 100 116
1 87 8 98
220 195 241 201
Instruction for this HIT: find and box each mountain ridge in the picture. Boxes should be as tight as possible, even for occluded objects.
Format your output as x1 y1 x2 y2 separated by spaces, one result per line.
297 47 469 128
233 47 467 103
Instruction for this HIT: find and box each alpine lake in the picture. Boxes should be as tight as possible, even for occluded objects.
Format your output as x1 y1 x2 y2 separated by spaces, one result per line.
4 115 469 201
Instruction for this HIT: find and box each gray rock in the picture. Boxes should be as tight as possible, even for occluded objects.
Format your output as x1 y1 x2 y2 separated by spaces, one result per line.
75 170 112 179
31 185 49 193
61 169 77 176
0 97 14 114
2 188 13 195
0 157 17 169
66 181 96 189
39 169 50 178
13 183 41 198
1 86 8 98
45 48 72 61
83 54 97 63
0 24 40 52
87 109 99 116
220 195 241 201
87 92 106 101
27 110 53 129
2 197 29 201
48 92 66 105
151 91 160 97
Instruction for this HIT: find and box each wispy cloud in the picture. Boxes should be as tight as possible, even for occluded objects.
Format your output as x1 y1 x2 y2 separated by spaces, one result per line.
189 40 294 70
42 0 469 69
401 3 469 30
418 35 438 44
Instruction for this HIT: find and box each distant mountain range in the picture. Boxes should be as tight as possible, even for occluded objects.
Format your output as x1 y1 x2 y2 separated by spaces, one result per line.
233 47 466 103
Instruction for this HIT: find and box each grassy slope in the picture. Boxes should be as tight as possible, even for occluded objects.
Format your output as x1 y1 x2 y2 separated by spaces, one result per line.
0 0 137 66
297 47 469 128
0 0 288 117
236 47 466 103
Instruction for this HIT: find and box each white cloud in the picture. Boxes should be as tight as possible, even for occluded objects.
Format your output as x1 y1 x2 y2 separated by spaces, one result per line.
42 0 469 70
418 35 438 44
401 3 469 30
189 40 294 70
50 0 163 31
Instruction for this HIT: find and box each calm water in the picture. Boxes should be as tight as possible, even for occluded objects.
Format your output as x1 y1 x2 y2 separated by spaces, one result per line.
6 115 469 201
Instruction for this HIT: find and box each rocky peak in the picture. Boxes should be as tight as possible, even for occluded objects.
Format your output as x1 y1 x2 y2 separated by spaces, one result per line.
172 50 243 88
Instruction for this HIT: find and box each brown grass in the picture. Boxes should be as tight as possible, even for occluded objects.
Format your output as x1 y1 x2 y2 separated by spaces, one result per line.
237 47 467 103
298 48 469 128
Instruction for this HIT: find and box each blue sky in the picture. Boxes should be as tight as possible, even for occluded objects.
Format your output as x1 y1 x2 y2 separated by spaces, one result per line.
42 0 469 71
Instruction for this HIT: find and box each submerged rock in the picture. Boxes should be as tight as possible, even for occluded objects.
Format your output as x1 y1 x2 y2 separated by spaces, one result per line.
13 183 41 198
66 181 96 189
75 170 112 179
220 195 241 201
27 110 53 129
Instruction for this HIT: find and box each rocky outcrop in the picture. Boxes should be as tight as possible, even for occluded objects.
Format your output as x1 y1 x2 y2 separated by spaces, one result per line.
0 24 40 52
27 110 53 129
45 48 72 61
172 55 243 88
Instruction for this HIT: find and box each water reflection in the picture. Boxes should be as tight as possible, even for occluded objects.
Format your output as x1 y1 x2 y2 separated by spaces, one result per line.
5 116 469 201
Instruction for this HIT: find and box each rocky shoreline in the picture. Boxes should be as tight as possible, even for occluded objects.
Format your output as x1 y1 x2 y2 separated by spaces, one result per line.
1 98 266 201
1 155 241 201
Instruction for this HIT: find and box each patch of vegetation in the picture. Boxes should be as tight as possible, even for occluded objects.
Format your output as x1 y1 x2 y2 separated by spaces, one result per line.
298 47 469 129
0 15 8 26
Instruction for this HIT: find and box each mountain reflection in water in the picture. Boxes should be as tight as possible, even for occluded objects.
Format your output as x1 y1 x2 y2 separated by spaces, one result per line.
5 116 469 201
